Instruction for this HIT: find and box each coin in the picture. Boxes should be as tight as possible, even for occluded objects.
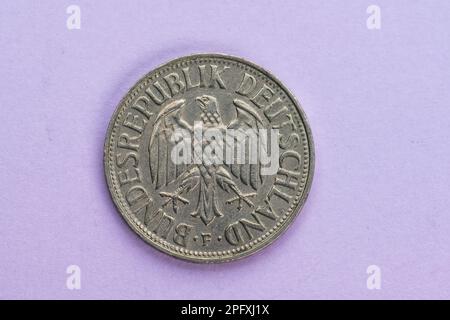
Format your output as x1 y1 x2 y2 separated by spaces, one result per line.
104 54 314 262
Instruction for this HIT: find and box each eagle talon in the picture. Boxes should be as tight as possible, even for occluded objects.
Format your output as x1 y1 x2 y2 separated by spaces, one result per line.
226 192 256 211
160 188 189 214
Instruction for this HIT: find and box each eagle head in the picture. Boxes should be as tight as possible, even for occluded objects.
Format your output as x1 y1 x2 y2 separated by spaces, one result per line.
195 95 218 113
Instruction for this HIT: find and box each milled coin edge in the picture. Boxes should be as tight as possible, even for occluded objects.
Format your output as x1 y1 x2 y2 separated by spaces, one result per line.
103 53 315 263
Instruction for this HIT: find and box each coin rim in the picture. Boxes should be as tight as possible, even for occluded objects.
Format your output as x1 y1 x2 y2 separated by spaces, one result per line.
104 53 315 263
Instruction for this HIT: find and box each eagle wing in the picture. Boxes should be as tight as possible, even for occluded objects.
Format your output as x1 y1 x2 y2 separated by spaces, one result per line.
149 99 192 190
225 98 267 190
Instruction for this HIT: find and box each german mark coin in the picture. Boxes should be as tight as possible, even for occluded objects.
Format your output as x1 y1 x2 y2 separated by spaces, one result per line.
104 54 314 262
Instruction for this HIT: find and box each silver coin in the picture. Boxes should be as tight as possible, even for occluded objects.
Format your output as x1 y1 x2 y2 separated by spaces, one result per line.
104 54 314 262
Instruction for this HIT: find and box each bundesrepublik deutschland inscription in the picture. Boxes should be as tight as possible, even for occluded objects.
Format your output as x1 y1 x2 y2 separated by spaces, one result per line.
104 54 314 262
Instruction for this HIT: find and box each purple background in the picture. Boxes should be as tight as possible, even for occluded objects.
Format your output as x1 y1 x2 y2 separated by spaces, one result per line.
1 0 449 299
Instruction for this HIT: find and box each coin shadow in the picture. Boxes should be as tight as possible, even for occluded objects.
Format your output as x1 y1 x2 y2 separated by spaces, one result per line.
97 44 314 272
165 184 316 271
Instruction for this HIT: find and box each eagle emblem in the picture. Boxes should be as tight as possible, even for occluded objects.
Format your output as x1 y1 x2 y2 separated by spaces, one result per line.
148 95 266 225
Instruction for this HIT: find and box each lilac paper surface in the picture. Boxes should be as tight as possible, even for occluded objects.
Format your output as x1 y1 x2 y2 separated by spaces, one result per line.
1 0 449 299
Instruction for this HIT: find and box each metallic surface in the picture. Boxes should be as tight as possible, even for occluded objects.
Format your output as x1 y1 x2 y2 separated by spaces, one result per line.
104 54 314 262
